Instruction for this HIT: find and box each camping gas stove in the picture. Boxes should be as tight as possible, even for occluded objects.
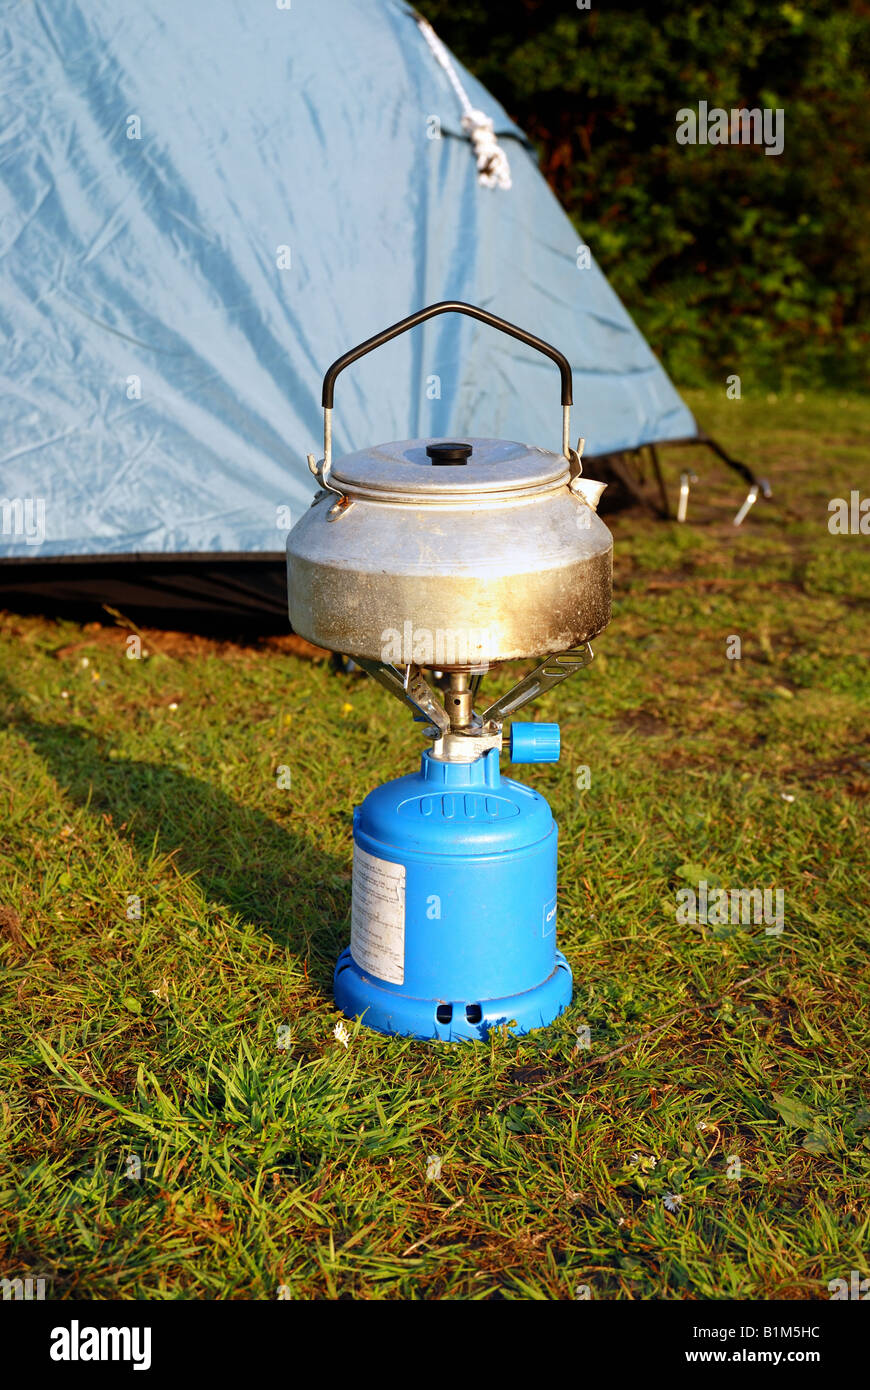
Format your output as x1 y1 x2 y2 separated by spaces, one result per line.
286 302 613 1041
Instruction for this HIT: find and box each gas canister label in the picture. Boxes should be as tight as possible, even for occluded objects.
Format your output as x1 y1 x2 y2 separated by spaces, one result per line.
350 846 406 985
543 894 557 937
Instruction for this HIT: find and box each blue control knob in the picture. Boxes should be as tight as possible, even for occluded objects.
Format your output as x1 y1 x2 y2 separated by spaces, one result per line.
509 722 561 763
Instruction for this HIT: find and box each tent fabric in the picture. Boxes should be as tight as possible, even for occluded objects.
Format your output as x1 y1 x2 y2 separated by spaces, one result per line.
0 0 696 577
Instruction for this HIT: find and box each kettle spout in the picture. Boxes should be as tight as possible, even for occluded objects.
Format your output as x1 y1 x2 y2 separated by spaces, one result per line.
569 476 607 512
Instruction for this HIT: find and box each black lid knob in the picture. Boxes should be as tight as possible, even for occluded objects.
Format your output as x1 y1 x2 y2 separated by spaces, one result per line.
426 441 472 466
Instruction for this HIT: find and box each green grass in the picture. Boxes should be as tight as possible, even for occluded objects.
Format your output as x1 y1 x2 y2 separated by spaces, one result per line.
1 388 868 1300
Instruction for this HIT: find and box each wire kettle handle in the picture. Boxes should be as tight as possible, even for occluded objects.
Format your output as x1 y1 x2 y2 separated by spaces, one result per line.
318 300 574 482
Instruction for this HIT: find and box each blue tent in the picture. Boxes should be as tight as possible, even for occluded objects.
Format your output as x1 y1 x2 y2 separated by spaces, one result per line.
1 0 710 623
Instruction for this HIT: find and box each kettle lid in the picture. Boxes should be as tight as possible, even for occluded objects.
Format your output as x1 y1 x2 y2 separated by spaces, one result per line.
330 436 568 500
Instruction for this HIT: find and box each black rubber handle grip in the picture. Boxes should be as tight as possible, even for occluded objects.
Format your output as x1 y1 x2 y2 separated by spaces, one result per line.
321 300 573 409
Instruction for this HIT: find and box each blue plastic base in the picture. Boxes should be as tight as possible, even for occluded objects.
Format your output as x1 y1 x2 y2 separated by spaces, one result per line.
334 746 573 1043
334 945 573 1042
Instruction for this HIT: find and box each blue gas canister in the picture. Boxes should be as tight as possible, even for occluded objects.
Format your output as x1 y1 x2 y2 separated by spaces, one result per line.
334 740 571 1041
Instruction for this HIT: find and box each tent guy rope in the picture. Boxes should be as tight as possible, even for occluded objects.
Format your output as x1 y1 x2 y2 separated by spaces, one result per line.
415 14 513 191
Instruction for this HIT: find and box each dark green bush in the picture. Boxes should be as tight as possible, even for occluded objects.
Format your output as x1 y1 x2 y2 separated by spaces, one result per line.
417 0 869 389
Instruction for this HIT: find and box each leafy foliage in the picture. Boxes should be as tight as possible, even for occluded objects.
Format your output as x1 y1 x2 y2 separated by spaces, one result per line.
417 0 869 388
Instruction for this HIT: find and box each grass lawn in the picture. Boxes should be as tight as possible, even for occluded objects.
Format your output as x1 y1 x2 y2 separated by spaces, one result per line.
1 388 868 1300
